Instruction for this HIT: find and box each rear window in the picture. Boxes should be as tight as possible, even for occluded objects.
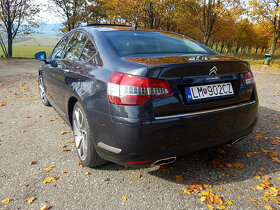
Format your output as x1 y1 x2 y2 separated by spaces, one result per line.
104 31 211 57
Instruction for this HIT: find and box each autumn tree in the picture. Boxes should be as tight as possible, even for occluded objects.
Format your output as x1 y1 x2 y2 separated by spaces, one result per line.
249 0 280 56
52 0 86 32
0 0 39 57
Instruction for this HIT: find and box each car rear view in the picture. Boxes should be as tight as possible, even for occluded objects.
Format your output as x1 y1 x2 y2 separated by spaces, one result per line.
93 29 259 167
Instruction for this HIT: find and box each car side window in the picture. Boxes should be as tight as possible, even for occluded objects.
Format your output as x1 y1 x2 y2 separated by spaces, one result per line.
64 32 87 61
80 39 97 62
49 35 70 59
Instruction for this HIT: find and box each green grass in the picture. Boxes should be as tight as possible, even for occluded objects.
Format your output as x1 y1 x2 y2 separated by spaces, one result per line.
226 53 280 70
0 46 54 59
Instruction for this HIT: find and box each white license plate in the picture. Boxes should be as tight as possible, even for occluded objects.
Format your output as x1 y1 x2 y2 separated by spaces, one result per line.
185 83 234 101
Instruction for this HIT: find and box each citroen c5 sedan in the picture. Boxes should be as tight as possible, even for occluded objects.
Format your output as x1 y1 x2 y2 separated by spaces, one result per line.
35 24 258 168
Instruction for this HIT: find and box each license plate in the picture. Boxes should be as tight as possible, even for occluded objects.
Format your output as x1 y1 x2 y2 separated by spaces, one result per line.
185 83 234 101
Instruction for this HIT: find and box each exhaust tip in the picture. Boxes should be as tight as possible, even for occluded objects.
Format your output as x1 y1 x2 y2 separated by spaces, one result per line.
152 157 177 166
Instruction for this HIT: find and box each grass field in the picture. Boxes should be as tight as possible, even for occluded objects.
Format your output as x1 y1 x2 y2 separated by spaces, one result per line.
0 46 54 59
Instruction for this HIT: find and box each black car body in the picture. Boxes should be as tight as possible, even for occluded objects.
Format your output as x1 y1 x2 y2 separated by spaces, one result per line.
36 25 258 167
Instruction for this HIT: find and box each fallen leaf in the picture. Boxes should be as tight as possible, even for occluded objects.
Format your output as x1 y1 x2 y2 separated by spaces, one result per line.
121 196 128 200
226 173 236 177
85 172 91 175
61 170 68 173
62 148 70 152
215 186 223 190
59 145 66 148
264 203 274 210
78 162 84 168
40 204 52 210
174 175 184 182
249 198 262 206
247 152 260 157
260 148 270 153
217 205 227 209
60 131 69 135
1 198 11 205
20 130 27 133
159 164 174 172
258 172 264 176
256 131 271 134
66 140 75 143
29 161 37 165
207 204 215 210
254 176 261 179
227 200 234 205
43 176 58 184
44 165 55 171
26 116 31 118
135 174 142 178
233 163 244 169
25 197 36 204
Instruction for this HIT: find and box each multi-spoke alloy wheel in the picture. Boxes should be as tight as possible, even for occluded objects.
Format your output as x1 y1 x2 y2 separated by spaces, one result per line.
38 77 50 106
72 102 107 167
73 107 88 161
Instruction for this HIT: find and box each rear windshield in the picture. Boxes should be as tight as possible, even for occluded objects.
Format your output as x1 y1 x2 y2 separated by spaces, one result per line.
104 31 212 57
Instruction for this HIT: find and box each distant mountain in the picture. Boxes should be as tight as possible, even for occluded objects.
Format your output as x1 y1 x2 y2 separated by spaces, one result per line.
34 23 64 35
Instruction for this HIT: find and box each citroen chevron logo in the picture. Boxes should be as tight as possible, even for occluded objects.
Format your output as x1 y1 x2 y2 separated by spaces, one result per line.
209 66 218 75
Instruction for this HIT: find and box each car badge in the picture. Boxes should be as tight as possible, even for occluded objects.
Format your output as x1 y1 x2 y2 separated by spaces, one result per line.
209 66 218 75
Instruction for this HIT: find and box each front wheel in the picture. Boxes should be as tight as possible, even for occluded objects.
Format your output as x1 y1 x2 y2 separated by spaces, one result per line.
72 102 107 167
38 76 51 106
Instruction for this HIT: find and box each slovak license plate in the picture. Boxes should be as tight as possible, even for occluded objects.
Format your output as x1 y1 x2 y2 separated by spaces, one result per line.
185 83 234 101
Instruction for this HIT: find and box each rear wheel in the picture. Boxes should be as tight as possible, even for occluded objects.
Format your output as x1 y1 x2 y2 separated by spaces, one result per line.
38 76 51 106
72 102 107 167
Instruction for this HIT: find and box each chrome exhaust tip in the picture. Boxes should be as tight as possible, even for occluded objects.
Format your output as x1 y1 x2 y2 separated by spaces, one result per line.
152 157 177 166
232 136 246 144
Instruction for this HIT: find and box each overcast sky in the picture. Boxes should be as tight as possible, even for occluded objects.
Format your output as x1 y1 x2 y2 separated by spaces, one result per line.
34 0 63 24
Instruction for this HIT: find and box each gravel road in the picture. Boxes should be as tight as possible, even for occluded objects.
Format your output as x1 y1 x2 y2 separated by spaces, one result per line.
0 59 279 210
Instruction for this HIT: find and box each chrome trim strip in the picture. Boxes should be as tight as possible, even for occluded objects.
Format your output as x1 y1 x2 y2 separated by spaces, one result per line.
155 101 256 120
97 142 121 154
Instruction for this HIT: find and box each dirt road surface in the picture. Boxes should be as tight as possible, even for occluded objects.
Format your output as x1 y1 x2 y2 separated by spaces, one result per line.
0 59 279 209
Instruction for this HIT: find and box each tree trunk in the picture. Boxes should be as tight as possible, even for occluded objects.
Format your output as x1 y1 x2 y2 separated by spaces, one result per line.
203 33 210 46
255 48 258 54
220 42 224 53
7 24 13 58
269 32 280 56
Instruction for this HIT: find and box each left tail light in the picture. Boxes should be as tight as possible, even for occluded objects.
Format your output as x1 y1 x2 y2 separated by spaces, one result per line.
244 70 255 87
107 72 171 106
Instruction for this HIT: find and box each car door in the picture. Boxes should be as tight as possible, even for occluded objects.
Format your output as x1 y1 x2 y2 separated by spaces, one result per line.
43 34 71 112
52 31 88 116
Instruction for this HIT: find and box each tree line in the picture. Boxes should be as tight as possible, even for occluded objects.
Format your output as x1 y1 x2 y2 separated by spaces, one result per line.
0 0 279 58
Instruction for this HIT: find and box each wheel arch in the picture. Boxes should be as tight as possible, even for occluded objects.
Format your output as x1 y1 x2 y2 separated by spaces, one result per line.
68 96 78 128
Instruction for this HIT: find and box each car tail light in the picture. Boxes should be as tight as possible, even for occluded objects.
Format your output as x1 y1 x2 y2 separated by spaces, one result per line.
107 72 171 106
244 71 255 87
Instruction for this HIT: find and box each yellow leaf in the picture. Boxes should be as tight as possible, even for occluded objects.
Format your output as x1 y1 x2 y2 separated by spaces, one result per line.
260 148 270 153
200 196 207 202
227 200 234 205
85 172 91 175
217 205 227 209
44 165 55 171
66 140 75 143
59 145 66 148
61 170 68 173
40 204 52 210
121 195 128 200
207 205 215 210
1 198 11 205
263 195 269 201
174 175 184 182
25 197 36 204
264 203 275 210
254 176 261 179
215 186 223 190
277 177 280 180
43 176 58 184
135 174 142 178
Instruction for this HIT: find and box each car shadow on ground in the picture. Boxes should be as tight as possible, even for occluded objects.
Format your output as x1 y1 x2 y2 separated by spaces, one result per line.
97 106 279 185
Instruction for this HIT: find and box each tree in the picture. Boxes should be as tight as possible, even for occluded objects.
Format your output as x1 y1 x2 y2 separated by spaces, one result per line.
249 0 280 56
52 0 86 32
0 0 39 57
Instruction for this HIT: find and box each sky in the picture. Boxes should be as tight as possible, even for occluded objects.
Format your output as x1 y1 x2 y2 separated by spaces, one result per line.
34 0 64 24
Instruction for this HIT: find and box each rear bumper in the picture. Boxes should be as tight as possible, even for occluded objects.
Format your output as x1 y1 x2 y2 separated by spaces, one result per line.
87 100 258 167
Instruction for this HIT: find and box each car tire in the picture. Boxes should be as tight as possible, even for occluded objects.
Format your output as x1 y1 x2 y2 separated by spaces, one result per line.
38 76 51 106
72 102 107 167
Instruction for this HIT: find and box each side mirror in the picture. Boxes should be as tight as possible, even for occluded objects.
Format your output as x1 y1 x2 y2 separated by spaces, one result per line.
34 51 47 63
